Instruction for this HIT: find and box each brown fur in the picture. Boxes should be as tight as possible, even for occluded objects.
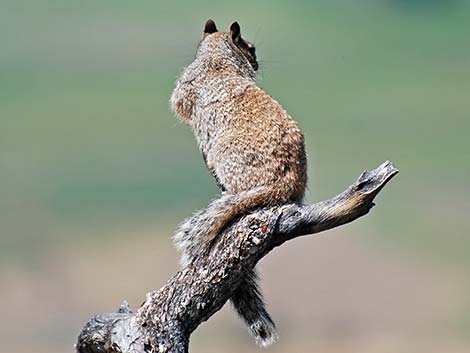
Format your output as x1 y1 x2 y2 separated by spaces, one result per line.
171 24 307 239
170 20 307 347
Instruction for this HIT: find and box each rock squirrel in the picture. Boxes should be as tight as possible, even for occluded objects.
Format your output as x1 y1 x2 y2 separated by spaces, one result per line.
170 19 307 347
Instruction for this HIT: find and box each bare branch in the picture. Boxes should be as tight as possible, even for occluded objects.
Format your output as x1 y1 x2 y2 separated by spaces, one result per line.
76 161 398 353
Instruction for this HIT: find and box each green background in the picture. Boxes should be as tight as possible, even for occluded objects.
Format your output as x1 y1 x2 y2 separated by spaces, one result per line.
1 1 469 352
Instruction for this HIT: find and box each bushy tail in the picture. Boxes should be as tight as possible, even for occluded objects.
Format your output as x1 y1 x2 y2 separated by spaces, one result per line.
231 268 278 347
173 186 274 267
173 187 280 346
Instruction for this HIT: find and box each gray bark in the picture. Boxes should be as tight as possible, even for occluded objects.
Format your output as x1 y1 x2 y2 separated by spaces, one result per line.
76 161 398 353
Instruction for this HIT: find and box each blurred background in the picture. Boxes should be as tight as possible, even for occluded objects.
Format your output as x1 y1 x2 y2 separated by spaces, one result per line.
1 0 469 352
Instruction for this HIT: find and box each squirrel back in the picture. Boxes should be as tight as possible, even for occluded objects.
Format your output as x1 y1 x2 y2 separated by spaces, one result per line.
171 20 307 229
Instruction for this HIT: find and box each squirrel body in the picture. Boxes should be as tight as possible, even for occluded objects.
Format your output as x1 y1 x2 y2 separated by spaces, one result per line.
170 20 307 347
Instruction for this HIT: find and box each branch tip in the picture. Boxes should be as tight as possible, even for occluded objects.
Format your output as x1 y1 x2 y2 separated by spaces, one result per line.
355 160 398 194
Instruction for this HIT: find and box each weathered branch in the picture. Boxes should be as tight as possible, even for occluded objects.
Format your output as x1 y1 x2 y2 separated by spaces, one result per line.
76 161 398 353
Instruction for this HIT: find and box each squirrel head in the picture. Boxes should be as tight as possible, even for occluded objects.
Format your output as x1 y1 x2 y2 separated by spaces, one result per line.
197 19 258 76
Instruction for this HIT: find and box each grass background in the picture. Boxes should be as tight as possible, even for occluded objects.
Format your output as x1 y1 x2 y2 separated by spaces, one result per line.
1 1 469 352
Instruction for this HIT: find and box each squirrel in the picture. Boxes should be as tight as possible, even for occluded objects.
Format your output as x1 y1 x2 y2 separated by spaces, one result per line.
170 19 307 347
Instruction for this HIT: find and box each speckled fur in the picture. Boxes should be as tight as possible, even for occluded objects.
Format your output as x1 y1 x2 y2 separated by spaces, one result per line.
170 20 307 347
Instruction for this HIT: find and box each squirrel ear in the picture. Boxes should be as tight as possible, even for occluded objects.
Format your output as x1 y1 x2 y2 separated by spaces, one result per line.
203 19 218 34
230 21 241 41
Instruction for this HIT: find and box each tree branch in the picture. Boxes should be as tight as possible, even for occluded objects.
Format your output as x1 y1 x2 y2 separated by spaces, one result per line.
76 161 398 353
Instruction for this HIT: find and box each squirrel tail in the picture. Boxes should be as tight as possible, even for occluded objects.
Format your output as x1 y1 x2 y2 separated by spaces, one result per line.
173 186 276 267
173 187 282 346
231 268 278 347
